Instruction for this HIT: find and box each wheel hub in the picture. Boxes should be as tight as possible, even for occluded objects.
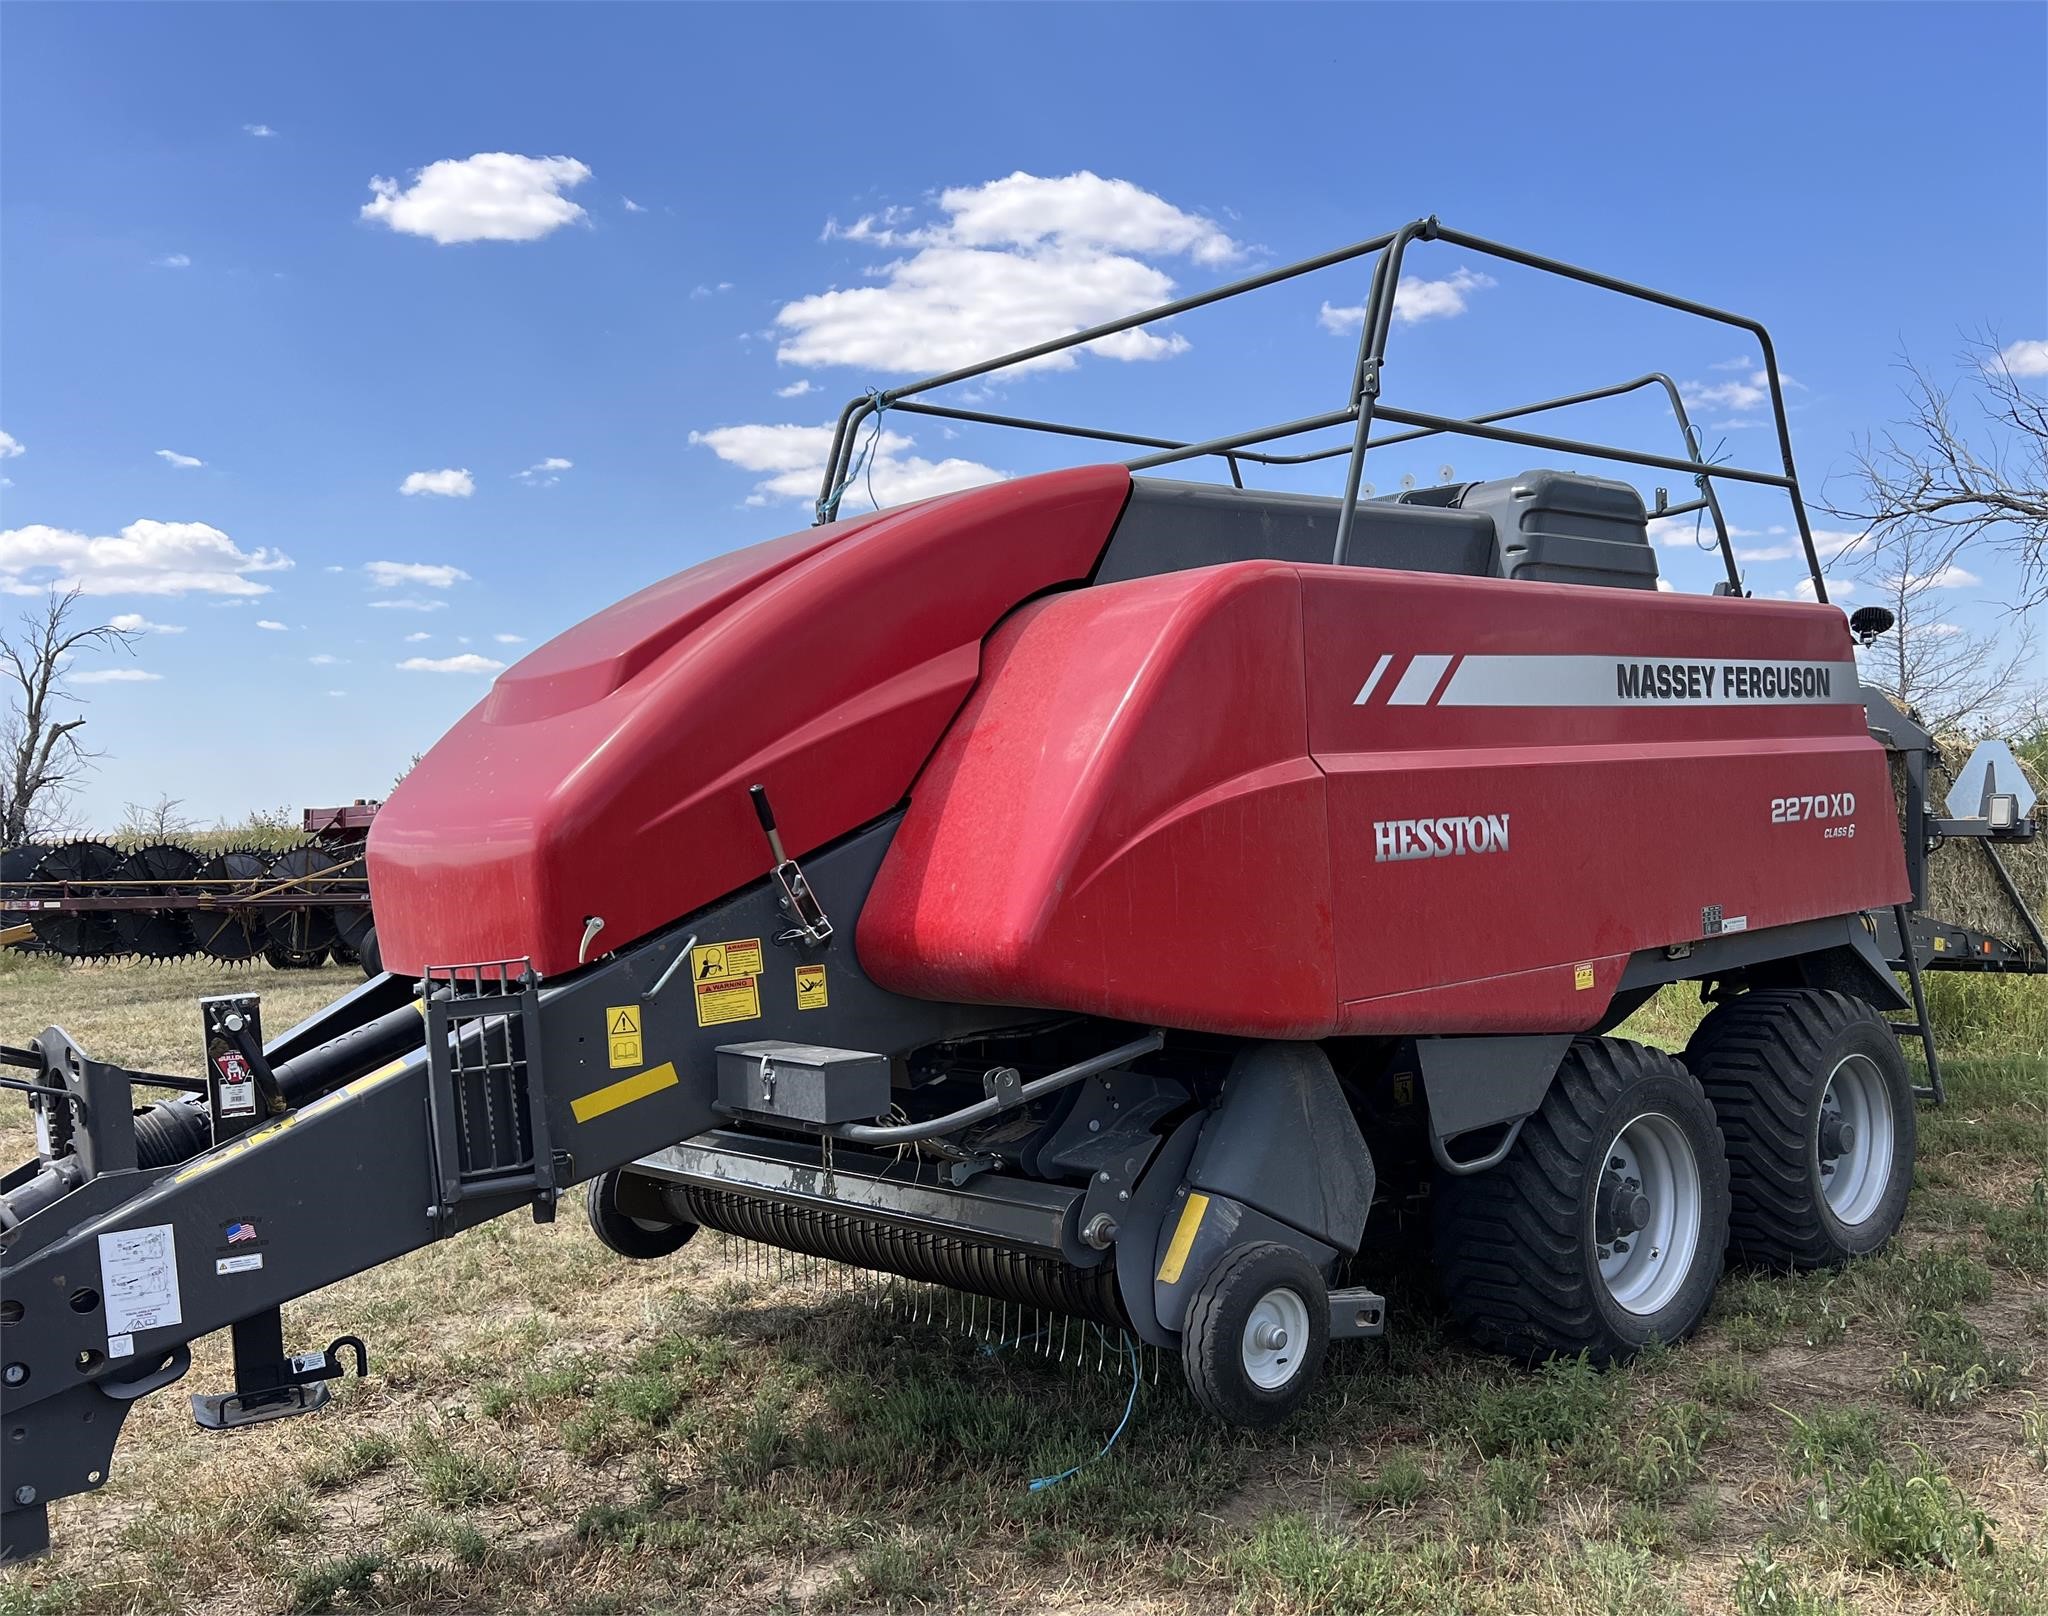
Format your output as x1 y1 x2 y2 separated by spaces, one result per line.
1239 1287 1311 1390
1592 1112 1703 1317
1816 1054 1894 1227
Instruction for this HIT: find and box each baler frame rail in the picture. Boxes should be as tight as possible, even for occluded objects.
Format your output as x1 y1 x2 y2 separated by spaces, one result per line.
816 215 1819 599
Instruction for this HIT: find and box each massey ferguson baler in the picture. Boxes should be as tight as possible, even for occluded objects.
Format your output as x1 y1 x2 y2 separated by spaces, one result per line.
4 218 2042 1561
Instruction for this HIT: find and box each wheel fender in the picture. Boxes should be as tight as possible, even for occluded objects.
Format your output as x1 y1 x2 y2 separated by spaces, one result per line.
1149 1187 1336 1337
1185 1042 1374 1254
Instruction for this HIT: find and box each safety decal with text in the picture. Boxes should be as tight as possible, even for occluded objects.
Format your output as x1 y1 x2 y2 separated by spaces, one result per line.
795 964 828 1010
1573 963 1595 991
606 1004 644 1069
693 938 765 1028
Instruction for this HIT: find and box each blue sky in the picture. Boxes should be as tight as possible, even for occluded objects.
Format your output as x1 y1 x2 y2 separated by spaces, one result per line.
3 2 2043 828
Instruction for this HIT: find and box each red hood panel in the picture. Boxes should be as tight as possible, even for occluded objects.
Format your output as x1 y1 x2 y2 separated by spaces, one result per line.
366 467 1132 977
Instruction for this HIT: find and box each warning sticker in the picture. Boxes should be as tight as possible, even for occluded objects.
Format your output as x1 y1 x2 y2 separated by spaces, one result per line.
1573 963 1595 991
213 1048 257 1117
696 975 761 1027
693 938 764 982
605 1003 644 1070
794 964 828 1010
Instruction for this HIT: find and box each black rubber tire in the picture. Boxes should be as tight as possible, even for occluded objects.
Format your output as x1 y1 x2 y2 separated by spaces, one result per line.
584 1170 696 1260
358 926 383 979
1684 989 1915 1269
1180 1241 1329 1428
1434 1037 1730 1364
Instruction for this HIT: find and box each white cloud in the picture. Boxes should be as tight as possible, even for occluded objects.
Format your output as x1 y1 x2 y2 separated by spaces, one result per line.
243 123 276 138
0 431 22 459
73 667 163 683
404 631 431 642
775 379 816 398
255 618 287 631
327 689 348 697
623 197 646 213
1792 577 1858 601
1318 268 1496 333
1682 372 1770 414
493 632 526 644
1709 355 1758 371
308 653 342 665
776 171 1241 377
109 612 184 634
0 519 290 596
691 421 1005 511
153 254 192 270
690 282 733 299
1991 338 2048 378
398 653 505 674
323 564 344 574
1905 563 1980 590
365 560 470 590
398 468 474 498
361 153 592 245
154 448 204 469
514 456 572 487
369 597 449 613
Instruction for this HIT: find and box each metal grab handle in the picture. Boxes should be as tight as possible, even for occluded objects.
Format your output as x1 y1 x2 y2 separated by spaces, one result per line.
829 1032 1165 1145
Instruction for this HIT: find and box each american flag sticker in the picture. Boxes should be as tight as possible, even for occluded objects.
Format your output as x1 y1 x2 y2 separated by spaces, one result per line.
225 1221 257 1245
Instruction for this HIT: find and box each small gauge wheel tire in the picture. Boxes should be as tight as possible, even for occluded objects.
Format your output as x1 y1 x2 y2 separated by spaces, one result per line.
584 1170 696 1260
1180 1241 1329 1429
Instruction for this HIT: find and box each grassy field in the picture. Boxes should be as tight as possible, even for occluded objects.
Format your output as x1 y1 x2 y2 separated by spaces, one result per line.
0 954 2042 1616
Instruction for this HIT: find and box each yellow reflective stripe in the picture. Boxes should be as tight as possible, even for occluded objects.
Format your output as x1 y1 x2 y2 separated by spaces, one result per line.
571 1061 679 1124
1156 1191 1210 1285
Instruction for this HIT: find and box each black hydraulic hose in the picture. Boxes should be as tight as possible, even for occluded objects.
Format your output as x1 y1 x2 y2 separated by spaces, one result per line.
827 1032 1165 1145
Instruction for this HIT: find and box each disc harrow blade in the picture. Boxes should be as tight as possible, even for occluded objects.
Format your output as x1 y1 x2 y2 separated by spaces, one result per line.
193 847 266 961
112 843 202 959
28 840 122 958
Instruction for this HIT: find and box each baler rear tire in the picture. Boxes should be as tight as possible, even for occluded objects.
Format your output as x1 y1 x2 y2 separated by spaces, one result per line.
1433 1037 1729 1365
1181 1241 1329 1428
585 1170 696 1260
1683 989 1914 1269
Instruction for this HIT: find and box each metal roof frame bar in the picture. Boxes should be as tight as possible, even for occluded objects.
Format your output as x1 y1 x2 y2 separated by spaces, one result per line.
814 216 1822 602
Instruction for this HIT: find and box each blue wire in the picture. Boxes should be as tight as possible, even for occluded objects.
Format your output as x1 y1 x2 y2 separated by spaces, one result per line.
814 391 888 524
1028 1331 1142 1492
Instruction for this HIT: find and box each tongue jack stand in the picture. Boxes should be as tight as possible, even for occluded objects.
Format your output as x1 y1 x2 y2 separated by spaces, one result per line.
190 1309 366 1431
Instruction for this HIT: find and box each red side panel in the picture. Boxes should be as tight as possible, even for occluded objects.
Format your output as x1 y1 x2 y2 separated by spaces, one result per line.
367 467 1132 977
861 559 1908 1038
860 564 1339 1037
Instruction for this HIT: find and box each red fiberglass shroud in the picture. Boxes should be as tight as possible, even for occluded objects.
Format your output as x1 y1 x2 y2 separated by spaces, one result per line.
367 468 1135 978
372 465 1907 1032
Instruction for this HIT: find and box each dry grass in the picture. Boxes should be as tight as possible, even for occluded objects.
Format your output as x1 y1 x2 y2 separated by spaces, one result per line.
0 958 2043 1616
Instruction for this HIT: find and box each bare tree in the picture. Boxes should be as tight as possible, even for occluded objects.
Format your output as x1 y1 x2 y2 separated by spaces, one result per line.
1830 335 2048 606
1851 521 2037 735
1 590 140 845
116 794 196 842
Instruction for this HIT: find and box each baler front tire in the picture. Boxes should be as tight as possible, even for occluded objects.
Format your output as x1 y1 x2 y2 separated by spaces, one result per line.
585 1170 696 1260
1433 1038 1730 1364
1181 1242 1329 1428
1683 989 1914 1269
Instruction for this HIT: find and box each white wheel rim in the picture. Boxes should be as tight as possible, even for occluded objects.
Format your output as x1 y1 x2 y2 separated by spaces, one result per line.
1240 1286 1311 1390
1593 1112 1702 1317
1819 1053 1894 1227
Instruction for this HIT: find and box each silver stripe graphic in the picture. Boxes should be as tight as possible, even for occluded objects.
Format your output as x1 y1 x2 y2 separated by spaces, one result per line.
1388 654 1453 706
1352 653 1393 706
1434 654 1861 707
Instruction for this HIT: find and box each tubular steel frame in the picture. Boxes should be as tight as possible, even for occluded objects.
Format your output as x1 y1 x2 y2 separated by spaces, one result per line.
813 216 1825 602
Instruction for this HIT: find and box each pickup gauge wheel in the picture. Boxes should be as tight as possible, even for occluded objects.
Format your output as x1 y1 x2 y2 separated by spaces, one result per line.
1181 1241 1329 1428
585 1170 696 1260
1434 1038 1731 1364
1684 990 1915 1268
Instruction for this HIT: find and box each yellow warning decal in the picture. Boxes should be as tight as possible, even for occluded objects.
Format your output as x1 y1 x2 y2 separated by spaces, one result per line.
606 1004 644 1070
1156 1191 1211 1285
1573 963 1595 991
695 974 761 1027
1932 935 1947 953
572 1061 679 1124
692 938 763 982
795 964 828 1010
